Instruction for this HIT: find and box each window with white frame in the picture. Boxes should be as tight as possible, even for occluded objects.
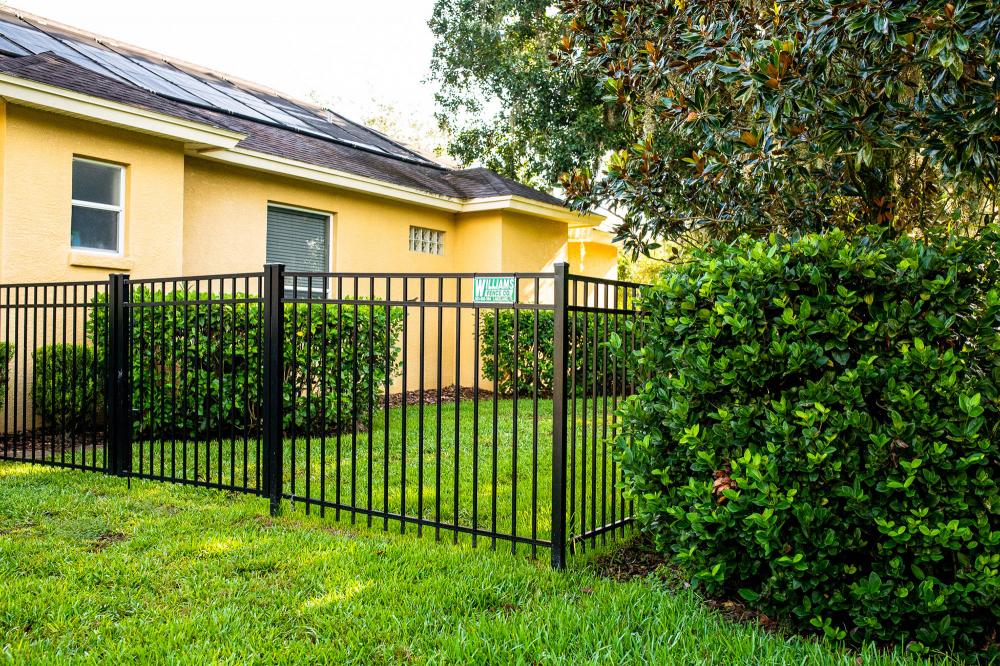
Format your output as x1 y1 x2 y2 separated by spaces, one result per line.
408 226 444 255
71 158 125 253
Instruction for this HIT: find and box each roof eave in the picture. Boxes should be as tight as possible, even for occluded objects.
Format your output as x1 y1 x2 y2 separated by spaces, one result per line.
461 195 605 226
199 147 605 225
0 72 605 225
0 72 245 150
197 146 467 212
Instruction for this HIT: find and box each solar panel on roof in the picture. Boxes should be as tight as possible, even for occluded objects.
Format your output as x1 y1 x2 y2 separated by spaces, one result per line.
0 33 28 56
0 19 113 75
73 42 204 104
265 98 403 156
0 16 440 167
314 111 420 160
200 79 321 134
137 59 274 122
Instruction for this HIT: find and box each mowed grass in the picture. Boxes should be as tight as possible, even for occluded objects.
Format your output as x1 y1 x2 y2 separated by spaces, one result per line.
0 463 937 665
128 398 622 550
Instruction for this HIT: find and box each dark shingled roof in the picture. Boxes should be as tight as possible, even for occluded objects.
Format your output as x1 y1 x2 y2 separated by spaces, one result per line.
0 9 566 208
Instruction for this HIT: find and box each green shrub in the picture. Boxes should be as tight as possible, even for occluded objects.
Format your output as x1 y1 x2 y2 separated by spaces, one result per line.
480 310 626 397
31 344 104 430
479 310 555 396
283 300 404 436
616 229 1000 653
95 289 403 440
0 342 13 409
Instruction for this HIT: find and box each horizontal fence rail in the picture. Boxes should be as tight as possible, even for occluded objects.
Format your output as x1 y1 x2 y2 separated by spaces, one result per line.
0 264 647 567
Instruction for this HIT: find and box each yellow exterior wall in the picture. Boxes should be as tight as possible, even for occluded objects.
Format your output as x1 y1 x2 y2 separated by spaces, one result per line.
0 105 186 283
0 105 615 284
499 211 568 273
453 210 502 273
569 240 619 280
183 158 459 275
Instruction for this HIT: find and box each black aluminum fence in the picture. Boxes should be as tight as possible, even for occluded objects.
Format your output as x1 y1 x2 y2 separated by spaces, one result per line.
0 264 645 568
0 280 109 472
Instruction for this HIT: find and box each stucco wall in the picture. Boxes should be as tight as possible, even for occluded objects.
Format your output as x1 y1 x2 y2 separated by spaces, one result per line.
183 158 459 276
0 105 189 432
0 104 186 283
500 210 568 273
568 240 619 280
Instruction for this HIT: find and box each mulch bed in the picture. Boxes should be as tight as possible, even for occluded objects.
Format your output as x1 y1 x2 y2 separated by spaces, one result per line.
590 538 666 582
591 538 781 634
386 385 495 408
0 432 104 459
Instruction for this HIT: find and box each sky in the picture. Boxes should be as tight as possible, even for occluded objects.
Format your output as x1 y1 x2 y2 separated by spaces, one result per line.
3 0 441 126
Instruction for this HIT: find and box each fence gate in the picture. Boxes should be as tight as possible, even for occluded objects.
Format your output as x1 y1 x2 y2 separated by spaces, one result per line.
117 273 266 495
0 264 645 568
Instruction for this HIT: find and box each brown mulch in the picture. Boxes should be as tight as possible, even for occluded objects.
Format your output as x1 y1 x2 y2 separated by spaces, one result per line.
591 539 781 633
0 432 103 458
704 599 781 633
386 385 494 408
591 538 667 582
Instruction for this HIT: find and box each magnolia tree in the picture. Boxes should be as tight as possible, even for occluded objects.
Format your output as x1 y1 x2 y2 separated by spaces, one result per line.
556 0 1000 254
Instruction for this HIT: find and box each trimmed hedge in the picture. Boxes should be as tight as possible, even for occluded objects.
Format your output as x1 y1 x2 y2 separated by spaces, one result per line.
31 344 104 430
479 310 628 397
479 310 554 396
616 229 1000 653
136 290 402 439
78 289 402 439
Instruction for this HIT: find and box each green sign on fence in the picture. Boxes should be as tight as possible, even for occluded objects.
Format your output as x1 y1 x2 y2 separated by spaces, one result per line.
473 276 516 304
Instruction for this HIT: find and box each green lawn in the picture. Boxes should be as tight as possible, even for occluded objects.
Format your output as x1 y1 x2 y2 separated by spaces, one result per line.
0 463 938 665
127 398 624 553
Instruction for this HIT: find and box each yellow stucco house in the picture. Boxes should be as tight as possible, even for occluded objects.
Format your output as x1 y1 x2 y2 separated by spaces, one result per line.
0 8 617 287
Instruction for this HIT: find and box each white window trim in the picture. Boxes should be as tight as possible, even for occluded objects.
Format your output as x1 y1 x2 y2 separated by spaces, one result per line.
71 157 126 256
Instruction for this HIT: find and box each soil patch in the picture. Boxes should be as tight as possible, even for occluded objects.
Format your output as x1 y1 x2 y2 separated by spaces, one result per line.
90 531 128 551
387 385 495 408
591 538 666 582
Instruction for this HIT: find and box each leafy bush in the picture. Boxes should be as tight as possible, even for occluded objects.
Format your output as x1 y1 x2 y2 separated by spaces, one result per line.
94 289 403 440
480 310 627 397
616 229 1000 653
0 342 13 409
479 310 555 396
283 300 403 435
32 344 104 430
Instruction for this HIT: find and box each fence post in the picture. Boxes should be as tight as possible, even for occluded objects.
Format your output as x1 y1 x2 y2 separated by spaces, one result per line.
106 273 129 476
262 263 285 516
551 262 570 569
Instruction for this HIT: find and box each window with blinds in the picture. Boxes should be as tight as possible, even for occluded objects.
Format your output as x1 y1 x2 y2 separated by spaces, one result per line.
266 205 331 296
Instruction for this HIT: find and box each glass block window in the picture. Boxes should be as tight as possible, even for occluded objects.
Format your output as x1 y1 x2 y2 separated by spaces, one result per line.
408 226 444 255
